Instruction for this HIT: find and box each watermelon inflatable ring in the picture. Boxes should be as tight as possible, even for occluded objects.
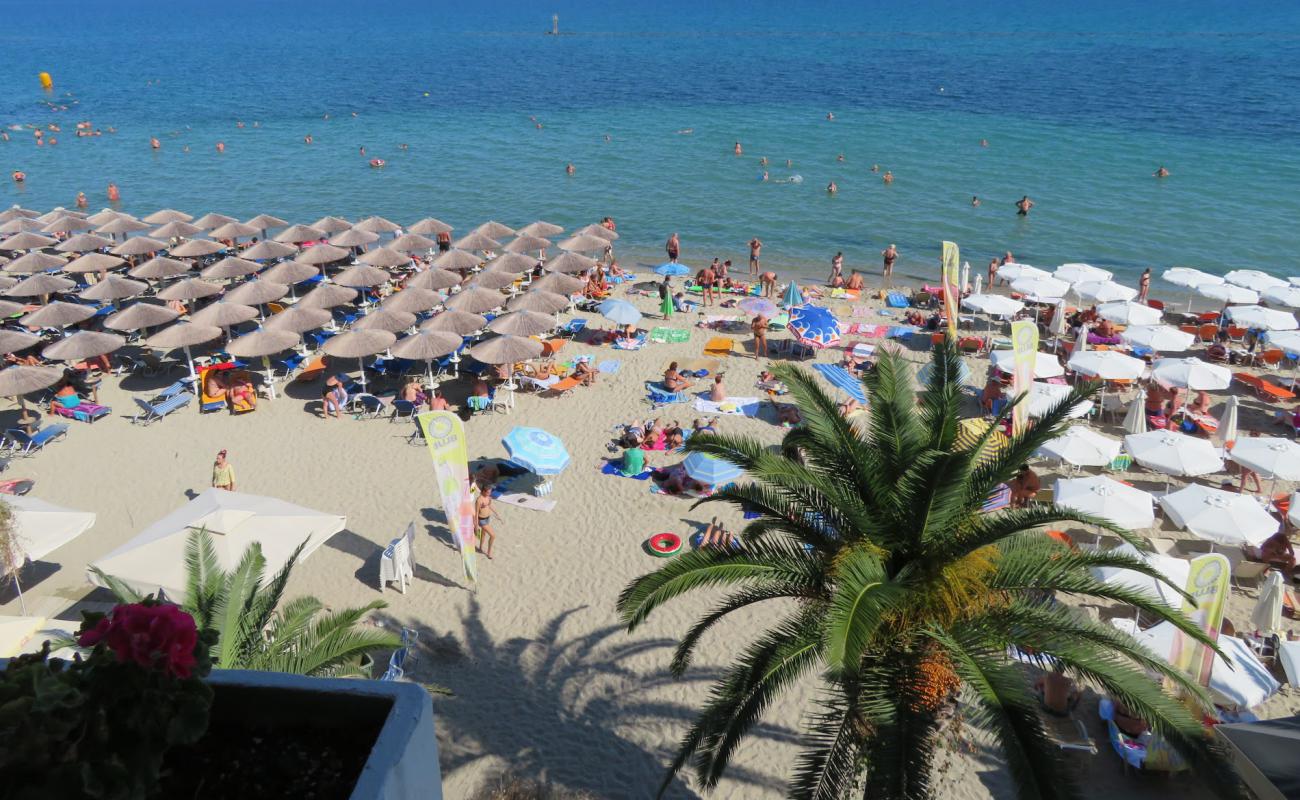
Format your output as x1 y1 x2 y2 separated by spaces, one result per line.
647 532 683 557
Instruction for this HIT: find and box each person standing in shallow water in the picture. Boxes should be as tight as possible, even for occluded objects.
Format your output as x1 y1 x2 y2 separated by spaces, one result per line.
881 244 898 279
665 232 680 264
1138 268 1151 302
749 237 762 275
1016 195 1034 216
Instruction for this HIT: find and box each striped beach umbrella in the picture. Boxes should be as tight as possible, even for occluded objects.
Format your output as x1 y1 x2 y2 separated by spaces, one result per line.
503 427 570 476
954 418 1009 466
788 305 841 349
682 452 743 486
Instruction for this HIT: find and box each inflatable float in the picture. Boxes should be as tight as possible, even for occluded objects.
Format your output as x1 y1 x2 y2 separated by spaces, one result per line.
646 532 682 557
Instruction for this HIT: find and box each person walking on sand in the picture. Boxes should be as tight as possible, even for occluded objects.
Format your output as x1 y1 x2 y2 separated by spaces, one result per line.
212 449 235 491
751 314 769 359
1016 195 1034 216
666 232 680 263
475 489 497 560
882 243 898 279
1138 268 1151 303
829 251 844 286
659 276 674 319
698 261 717 307
749 236 762 275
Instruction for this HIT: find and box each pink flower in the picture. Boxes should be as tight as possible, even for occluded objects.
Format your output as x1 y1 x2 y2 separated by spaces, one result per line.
79 603 200 678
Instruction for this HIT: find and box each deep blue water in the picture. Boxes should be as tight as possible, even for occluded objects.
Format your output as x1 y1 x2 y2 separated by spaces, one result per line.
1 1 1298 285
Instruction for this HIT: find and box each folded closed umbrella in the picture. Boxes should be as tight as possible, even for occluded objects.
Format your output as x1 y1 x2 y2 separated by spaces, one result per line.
4 252 66 274
1036 426 1122 467
409 217 453 235
189 302 258 328
961 294 1024 316
470 270 518 291
528 273 583 296
1073 280 1137 303
353 309 416 332
421 310 485 335
6 273 75 298
105 302 179 331
110 236 167 257
1151 357 1231 390
191 212 237 230
225 329 299 358
454 232 501 252
445 286 505 314
1121 325 1194 351
1055 476 1155 530
1067 350 1145 380
1198 283 1258 305
311 216 353 234
598 299 642 326
334 264 392 288
168 238 226 258
788 305 842 349
503 427 570 476
354 216 401 234
1124 430 1224 477
1123 389 1148 435
1218 394 1240 445
329 228 380 248
296 243 350 267
78 275 146 302
296 283 357 309
389 233 438 253
157 278 222 301
474 221 516 240
151 220 203 239
1225 269 1287 293
224 280 288 306
42 331 125 362
432 248 482 271
990 349 1065 379
504 236 551 254
1054 263 1113 284
141 209 193 225
0 232 58 251
21 301 96 329
200 257 263 281
129 256 192 280
63 252 125 273
515 220 564 238
1011 275 1070 300
381 288 441 314
357 247 411 269
484 253 537 276
258 260 318 285
1090 543 1189 606
1224 305 1298 331
240 240 298 260
468 334 543 364
1251 569 1287 635
264 306 332 333
507 290 569 314
1228 436 1300 480
208 221 260 240
1160 483 1278 546
544 252 596 274
487 310 554 337
682 452 743 486
274 224 326 244
557 234 610 253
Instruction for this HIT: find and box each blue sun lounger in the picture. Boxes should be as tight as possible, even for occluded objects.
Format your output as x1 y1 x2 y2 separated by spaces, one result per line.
132 392 193 425
5 423 69 455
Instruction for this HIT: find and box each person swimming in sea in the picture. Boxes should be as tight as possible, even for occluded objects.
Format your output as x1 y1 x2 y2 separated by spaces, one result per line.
827 181 837 194
1154 166 1170 178
734 141 743 156
759 156 768 166
565 162 575 175
980 139 989 147
883 171 893 184
150 136 160 149
676 128 693 135
837 153 845 162
304 134 313 144
1016 195 1034 216
359 145 366 156
971 196 980 207
216 141 225 153
870 164 879 173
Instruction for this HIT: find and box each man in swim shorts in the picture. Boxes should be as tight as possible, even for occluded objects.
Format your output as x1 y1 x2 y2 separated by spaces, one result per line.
1016 195 1034 216
882 244 898 278
760 271 777 298
666 232 680 263
749 237 762 275
698 262 717 307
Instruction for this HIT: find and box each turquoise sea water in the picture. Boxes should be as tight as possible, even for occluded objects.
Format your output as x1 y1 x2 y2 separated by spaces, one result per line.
1 0 1298 286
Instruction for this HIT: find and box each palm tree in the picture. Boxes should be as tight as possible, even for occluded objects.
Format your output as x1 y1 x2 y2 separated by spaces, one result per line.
618 342 1237 800
91 529 399 678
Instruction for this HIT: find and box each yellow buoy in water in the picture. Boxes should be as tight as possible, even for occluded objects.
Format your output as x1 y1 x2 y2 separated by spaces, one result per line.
38 72 52 91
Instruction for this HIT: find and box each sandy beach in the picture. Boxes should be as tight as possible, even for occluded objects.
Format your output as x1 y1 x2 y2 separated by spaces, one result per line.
3 262 1299 800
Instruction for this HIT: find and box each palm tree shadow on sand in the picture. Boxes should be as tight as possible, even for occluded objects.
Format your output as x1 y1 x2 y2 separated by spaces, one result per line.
378 599 798 799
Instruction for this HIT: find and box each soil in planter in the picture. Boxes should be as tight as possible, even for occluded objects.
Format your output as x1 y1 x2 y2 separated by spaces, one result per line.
158 717 378 799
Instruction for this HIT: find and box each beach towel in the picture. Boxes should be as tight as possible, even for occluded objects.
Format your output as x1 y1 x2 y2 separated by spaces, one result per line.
859 325 890 338
887 325 918 338
600 461 653 480
492 491 557 512
830 288 861 300
703 336 735 357
649 327 691 343
693 396 761 416
662 357 721 376
850 305 871 318
597 359 621 374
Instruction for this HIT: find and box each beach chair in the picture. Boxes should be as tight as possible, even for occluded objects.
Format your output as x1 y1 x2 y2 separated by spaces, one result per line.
1259 348 1286 370
1196 324 1218 345
544 376 583 397
50 400 111 424
558 318 587 339
294 355 328 383
5 424 68 455
346 393 385 419
380 628 419 682
132 393 192 425
379 524 416 593
389 399 418 422
540 339 565 358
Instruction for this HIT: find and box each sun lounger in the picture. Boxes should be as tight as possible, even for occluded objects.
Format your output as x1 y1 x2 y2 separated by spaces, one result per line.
346 393 386 419
380 628 418 681
558 318 587 339
51 401 111 424
545 376 584 397
1235 371 1296 402
703 336 735 357
132 393 192 425
5 424 69 455
388 399 418 422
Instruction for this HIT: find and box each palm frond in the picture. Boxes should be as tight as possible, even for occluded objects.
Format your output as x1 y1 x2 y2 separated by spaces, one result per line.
87 566 144 604
212 543 266 669
182 528 224 629
789 687 863 800
824 547 904 678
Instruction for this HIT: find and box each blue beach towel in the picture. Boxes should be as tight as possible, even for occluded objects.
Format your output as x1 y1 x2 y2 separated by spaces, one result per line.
601 461 653 480
598 359 622 374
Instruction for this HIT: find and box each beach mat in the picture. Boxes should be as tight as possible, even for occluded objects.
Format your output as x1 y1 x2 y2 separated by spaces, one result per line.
703 336 736 357
649 327 691 343
600 461 653 480
693 396 761 416
850 305 871 318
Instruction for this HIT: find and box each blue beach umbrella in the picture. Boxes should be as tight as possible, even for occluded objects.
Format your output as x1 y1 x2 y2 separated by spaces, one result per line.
782 281 802 307
682 452 743 486
598 299 642 326
503 427 570 475
787 305 841 349
812 363 867 403
654 262 690 277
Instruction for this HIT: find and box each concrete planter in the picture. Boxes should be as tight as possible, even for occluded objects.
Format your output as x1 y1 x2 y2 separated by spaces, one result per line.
205 670 442 800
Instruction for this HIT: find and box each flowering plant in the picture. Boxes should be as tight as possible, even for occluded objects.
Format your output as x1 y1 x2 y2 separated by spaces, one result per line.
0 600 217 799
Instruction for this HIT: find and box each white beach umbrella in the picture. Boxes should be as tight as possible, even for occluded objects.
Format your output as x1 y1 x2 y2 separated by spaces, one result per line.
87 490 345 601
1131 623 1278 710
1159 483 1277 547
1218 394 1240 445
1010 275 1070 301
1048 301 1067 339
1121 325 1195 352
1055 476 1155 530
1073 280 1137 303
1067 350 1146 380
1228 436 1300 481
1224 305 1298 331
990 349 1064 379
1262 285 1300 309
1163 267 1223 289
1097 301 1162 326
1054 263 1113 284
1026 381 1093 419
1250 570 1286 636
1264 330 1300 355
4 495 97 613
1150 357 1231 390
1198 283 1258 305
1091 543 1189 606
1124 430 1224 477
1122 390 1148 435
1224 270 1287 293
995 263 1048 282
961 294 1023 316
973 275 983 296
1036 426 1122 467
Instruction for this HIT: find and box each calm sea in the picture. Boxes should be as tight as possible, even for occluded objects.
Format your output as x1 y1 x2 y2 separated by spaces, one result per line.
1 0 1298 287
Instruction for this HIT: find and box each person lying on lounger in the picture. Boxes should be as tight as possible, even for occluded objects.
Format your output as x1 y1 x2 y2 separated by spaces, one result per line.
698 517 741 550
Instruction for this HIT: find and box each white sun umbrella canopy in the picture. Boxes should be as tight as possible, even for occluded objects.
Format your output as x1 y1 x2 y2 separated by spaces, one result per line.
1124 430 1224 477
1150 358 1231 390
1224 270 1287 293
1054 263 1113 284
1091 543 1190 607
1130 622 1278 710
961 294 1024 316
1228 437 1300 481
87 490 345 601
1067 350 1146 380
1026 381 1093 419
7 495 96 564
1163 267 1223 290
1037 426 1122 467
1159 483 1278 547
1198 283 1258 305
1097 301 1162 326
1010 275 1070 301
990 349 1064 379
1055 476 1155 530
1073 280 1137 304
996 263 1049 282
1224 305 1298 331
1262 285 1300 309
1121 325 1195 352
1218 394 1240 445
1264 330 1300 355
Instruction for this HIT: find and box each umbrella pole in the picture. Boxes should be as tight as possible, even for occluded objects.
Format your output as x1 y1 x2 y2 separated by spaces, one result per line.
261 355 276 400
183 344 196 384
357 357 367 392
13 572 25 616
